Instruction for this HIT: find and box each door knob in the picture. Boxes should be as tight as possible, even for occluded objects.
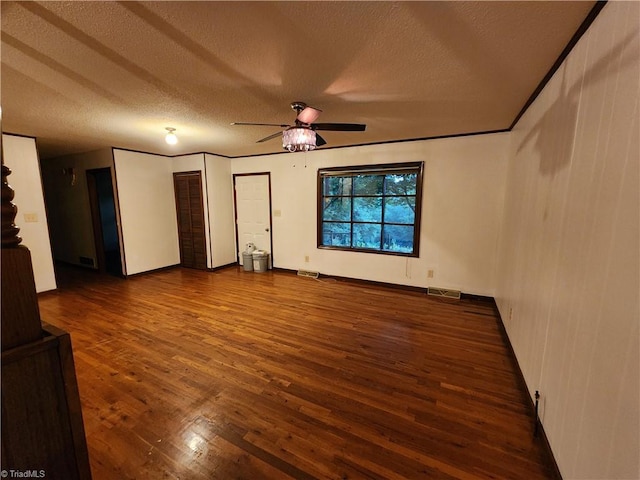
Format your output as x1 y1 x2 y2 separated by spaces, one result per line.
265 228 270 232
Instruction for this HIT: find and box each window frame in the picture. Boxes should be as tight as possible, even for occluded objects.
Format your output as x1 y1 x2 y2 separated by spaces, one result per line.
317 161 424 257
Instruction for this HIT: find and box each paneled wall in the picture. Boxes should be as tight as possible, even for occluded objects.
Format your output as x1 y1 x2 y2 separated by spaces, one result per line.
205 153 236 268
495 2 639 478
39 134 508 294
2 134 56 292
230 133 509 296
113 149 180 275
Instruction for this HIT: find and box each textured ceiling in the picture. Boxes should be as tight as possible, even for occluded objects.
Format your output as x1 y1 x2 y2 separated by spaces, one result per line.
1 1 597 159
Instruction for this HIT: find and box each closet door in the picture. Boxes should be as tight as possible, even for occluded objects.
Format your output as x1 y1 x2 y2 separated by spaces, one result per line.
174 172 207 270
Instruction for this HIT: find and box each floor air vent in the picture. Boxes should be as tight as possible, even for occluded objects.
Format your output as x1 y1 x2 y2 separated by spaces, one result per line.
427 287 461 299
297 270 319 279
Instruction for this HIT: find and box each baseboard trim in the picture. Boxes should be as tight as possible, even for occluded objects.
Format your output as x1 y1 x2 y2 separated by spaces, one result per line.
125 264 180 278
272 268 504 299
460 292 494 303
208 262 238 272
53 259 98 271
37 289 60 299
312 271 427 294
271 267 297 275
494 302 563 480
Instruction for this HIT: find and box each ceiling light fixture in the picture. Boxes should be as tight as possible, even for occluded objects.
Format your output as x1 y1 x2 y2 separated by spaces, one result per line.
282 126 316 152
165 127 178 145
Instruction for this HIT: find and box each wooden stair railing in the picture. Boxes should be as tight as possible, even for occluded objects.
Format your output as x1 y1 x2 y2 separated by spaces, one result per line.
1 162 92 479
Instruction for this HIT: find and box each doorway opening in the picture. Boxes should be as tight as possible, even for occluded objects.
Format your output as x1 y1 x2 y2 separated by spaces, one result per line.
86 168 123 277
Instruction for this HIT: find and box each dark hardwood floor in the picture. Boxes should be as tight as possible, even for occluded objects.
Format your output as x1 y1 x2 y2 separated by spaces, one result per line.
38 266 556 480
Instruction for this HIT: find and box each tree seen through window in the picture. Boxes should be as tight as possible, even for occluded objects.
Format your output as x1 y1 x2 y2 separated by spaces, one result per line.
318 163 423 256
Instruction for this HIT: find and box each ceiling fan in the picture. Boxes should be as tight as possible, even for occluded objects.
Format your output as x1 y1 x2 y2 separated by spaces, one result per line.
231 101 366 152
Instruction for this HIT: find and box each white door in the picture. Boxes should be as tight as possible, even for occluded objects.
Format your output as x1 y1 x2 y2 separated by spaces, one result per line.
234 174 272 266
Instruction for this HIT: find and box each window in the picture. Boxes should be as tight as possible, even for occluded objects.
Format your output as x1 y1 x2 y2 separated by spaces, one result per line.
317 162 423 256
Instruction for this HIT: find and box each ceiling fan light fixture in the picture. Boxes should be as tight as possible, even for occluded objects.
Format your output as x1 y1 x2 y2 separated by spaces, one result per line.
282 127 316 152
165 127 178 145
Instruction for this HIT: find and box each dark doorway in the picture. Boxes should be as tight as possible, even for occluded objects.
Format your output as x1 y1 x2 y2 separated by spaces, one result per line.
173 171 207 270
87 168 123 277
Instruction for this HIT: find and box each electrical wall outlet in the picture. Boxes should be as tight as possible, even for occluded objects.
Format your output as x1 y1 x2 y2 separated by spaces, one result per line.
304 255 310 263
23 213 38 223
427 269 434 278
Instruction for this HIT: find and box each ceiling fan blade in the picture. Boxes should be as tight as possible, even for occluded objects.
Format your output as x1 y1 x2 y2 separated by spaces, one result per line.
231 122 290 127
315 133 327 147
256 131 283 143
297 106 322 124
312 123 366 132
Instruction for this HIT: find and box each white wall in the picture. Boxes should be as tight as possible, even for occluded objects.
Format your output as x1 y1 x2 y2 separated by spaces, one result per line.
495 2 639 478
205 153 236 268
2 134 56 292
231 133 509 295
113 149 180 275
40 148 115 269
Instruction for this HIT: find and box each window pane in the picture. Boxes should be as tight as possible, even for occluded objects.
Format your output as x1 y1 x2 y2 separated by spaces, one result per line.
323 176 352 196
384 197 415 224
384 173 417 195
323 197 351 221
318 163 422 256
353 223 381 250
382 225 414 253
323 222 351 246
353 197 382 222
353 175 384 195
